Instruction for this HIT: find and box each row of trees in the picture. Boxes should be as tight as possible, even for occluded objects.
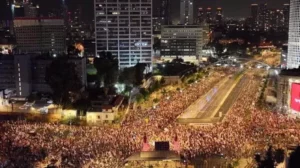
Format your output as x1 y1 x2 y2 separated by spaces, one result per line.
45 57 82 109
93 51 147 87
45 52 148 109
255 146 300 168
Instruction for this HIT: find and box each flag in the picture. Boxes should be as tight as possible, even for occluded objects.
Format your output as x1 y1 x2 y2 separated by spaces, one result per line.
142 134 151 151
173 135 181 153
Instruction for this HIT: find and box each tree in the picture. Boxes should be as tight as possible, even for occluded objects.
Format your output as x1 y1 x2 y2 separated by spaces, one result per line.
274 148 285 164
153 98 159 104
45 58 82 109
135 63 146 86
255 146 284 168
262 146 275 168
172 57 184 63
73 98 91 115
153 37 161 53
160 77 166 85
94 51 118 87
215 43 224 55
119 67 136 85
289 146 300 168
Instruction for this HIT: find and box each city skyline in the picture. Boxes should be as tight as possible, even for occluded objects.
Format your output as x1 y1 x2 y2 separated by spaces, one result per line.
2 0 300 167
167 0 289 19
1 0 290 22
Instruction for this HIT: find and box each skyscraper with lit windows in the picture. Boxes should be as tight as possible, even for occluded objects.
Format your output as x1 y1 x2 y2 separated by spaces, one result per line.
160 0 170 25
180 0 193 25
251 4 259 28
283 3 290 29
94 0 152 68
197 8 204 24
287 0 300 69
206 7 212 24
215 7 222 24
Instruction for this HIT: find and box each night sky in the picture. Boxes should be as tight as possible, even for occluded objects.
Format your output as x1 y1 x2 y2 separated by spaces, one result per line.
1 0 290 22
34 0 94 22
165 0 290 20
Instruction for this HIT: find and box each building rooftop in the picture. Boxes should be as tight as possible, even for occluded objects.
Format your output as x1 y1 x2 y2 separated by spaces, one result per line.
126 151 180 161
280 68 300 76
89 95 124 113
163 25 201 28
14 17 63 20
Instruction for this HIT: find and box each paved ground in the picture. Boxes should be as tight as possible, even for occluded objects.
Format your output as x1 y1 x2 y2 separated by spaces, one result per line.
178 78 229 119
178 73 248 124
196 77 238 119
215 76 250 119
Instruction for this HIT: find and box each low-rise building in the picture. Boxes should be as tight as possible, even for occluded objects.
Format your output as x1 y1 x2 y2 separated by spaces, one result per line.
86 95 124 124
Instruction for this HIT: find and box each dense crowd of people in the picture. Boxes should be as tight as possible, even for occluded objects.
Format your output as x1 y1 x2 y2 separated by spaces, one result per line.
1 68 300 167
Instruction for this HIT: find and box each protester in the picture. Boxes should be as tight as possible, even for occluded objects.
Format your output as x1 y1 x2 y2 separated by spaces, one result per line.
1 69 299 167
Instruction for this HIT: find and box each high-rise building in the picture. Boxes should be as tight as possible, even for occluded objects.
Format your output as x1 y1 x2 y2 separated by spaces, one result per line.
67 7 86 45
0 54 86 97
180 0 194 25
161 0 170 25
287 0 300 69
216 7 223 24
206 7 212 24
24 3 39 17
10 1 39 18
258 3 267 30
12 4 25 18
0 0 11 21
197 8 204 24
273 9 284 29
264 9 273 31
14 18 66 54
94 0 152 68
251 4 259 27
153 17 162 33
283 4 290 29
161 25 203 64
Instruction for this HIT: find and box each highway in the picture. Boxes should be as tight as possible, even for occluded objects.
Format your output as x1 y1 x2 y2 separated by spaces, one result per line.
196 77 238 118
178 77 230 119
178 72 248 124
215 76 250 119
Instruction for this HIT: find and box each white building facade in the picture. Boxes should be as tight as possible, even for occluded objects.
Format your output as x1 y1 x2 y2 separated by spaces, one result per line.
287 0 300 69
180 0 194 25
94 0 153 68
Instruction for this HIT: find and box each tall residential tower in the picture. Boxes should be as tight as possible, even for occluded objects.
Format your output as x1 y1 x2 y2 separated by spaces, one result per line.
251 4 259 28
161 0 171 25
180 0 194 25
283 3 290 29
94 0 152 68
287 0 300 69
